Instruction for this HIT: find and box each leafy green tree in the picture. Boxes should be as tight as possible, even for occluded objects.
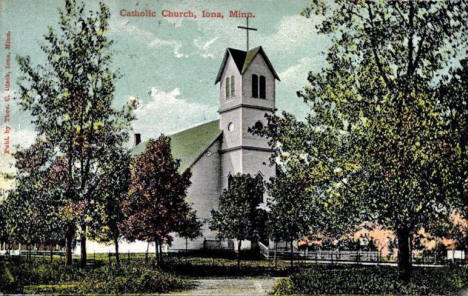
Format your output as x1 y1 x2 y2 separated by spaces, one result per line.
88 148 131 266
299 0 468 281
252 114 359 266
438 55 468 253
266 169 318 267
15 0 134 265
177 209 202 252
0 200 6 247
256 0 467 281
210 173 264 268
8 142 66 248
120 135 192 264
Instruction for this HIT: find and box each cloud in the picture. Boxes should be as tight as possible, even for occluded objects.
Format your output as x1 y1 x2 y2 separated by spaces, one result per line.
132 87 217 140
279 57 316 89
194 37 218 59
195 37 218 51
111 20 186 58
263 15 323 51
275 57 320 120
148 38 184 58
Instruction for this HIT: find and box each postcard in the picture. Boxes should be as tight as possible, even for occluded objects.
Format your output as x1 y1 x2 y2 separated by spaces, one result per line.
0 0 467 295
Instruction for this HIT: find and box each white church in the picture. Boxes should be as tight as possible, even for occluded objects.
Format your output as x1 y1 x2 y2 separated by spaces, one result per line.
133 46 280 251
79 45 280 254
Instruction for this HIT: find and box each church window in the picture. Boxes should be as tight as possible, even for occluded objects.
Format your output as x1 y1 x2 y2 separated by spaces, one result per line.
230 75 235 97
260 76 266 99
252 74 266 99
228 122 234 132
252 74 258 98
225 76 230 98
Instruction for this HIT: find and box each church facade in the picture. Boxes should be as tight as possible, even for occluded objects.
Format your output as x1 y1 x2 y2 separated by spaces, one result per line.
133 46 280 250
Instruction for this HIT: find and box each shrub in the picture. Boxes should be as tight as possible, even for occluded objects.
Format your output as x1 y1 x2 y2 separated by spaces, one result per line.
0 258 191 294
271 265 468 295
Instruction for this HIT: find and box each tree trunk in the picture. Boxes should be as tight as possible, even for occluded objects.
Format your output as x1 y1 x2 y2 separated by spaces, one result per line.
159 242 163 263
65 228 73 266
237 240 242 269
290 241 294 267
186 238 188 253
145 242 149 264
397 227 411 282
274 241 278 268
155 240 159 265
114 238 120 267
50 245 53 263
80 224 87 267
65 239 73 265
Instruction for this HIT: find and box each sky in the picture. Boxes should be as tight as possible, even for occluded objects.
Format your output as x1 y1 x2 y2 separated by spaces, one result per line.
0 0 331 172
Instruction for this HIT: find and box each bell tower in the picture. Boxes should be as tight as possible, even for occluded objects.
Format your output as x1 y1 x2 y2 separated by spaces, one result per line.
214 46 280 191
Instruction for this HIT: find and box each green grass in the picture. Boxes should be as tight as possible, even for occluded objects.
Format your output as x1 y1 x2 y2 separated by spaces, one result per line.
2 253 467 295
271 265 468 295
0 257 192 294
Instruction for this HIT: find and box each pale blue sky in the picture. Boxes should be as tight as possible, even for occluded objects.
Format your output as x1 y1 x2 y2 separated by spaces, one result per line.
0 0 330 151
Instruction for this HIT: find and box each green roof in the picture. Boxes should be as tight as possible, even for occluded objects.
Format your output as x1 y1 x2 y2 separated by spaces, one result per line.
241 47 262 73
132 120 221 172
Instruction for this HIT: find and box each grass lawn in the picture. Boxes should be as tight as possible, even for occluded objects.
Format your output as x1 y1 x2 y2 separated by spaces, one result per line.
0 256 192 294
271 264 468 295
1 253 467 295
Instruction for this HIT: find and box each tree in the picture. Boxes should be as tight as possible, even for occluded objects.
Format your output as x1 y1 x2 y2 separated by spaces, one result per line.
5 141 68 260
177 209 202 252
266 169 316 267
255 0 467 281
15 0 134 265
120 135 192 264
438 55 468 254
210 173 264 268
88 148 131 266
299 0 468 281
252 114 360 267
0 200 7 248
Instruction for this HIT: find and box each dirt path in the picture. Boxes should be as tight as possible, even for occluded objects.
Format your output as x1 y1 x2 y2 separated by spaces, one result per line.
160 277 279 296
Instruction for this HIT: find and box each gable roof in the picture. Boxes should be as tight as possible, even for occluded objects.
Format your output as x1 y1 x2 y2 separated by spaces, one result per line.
132 120 221 172
215 46 280 84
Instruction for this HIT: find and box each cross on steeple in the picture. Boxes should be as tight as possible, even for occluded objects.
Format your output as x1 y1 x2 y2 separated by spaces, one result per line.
237 17 257 51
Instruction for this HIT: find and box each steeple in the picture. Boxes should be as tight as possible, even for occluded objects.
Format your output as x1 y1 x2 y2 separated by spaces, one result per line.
215 46 279 192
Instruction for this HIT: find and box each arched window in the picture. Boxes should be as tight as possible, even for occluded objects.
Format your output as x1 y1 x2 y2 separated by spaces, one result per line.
230 75 235 97
252 74 258 98
225 76 230 98
260 76 266 99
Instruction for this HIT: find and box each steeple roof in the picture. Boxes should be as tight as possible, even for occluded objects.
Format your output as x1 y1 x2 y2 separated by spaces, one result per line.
215 46 280 84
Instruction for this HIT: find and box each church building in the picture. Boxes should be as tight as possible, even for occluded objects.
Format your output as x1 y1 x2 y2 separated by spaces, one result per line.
133 46 280 250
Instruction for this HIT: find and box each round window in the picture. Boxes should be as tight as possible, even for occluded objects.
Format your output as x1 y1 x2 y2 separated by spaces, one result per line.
228 122 234 131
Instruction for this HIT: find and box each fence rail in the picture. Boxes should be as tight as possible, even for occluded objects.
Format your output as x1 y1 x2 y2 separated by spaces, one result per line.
0 249 65 256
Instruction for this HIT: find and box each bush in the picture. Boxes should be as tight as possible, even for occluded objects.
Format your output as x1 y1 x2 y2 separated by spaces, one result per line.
0 257 191 294
162 255 296 277
271 265 468 295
